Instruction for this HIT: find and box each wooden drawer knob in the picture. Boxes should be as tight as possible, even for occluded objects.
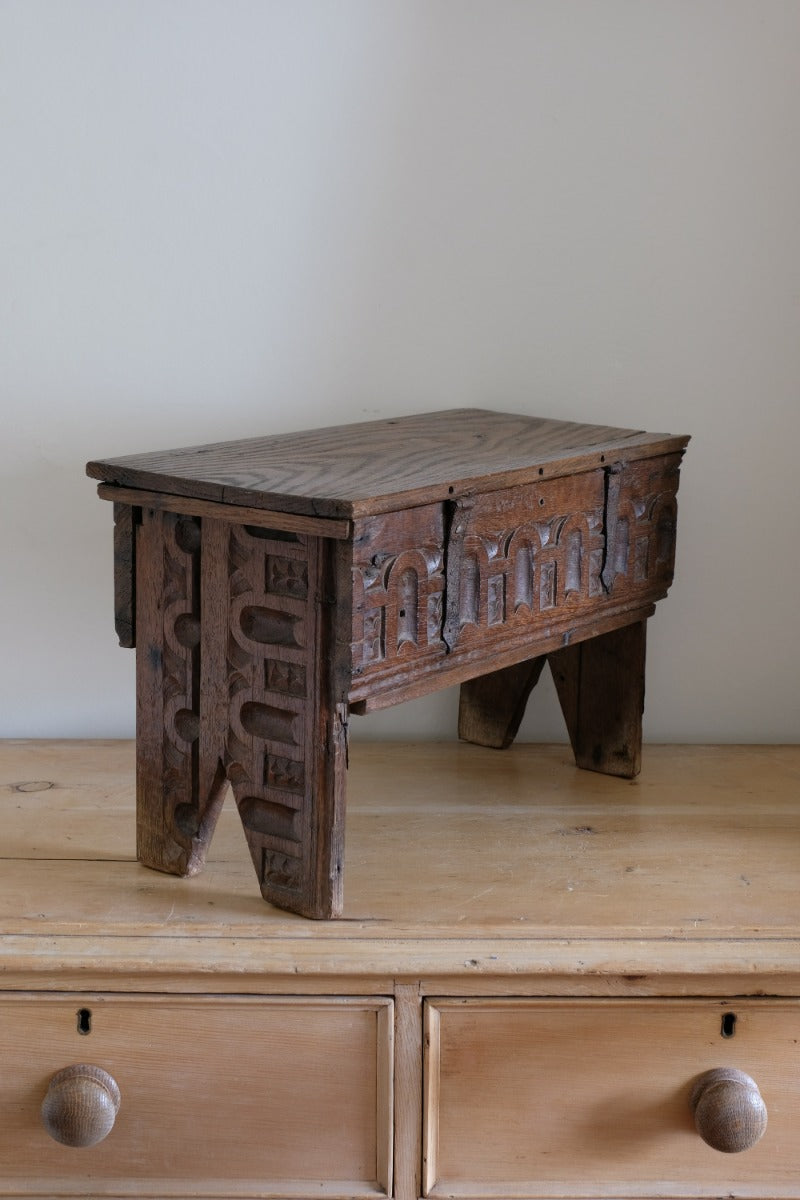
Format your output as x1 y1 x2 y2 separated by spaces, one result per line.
689 1068 767 1153
41 1065 121 1148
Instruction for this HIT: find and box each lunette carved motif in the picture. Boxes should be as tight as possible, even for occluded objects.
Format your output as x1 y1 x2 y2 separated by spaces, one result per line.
157 511 202 845
225 525 314 898
352 455 682 679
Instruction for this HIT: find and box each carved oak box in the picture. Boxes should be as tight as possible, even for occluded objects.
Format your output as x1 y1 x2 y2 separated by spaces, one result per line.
87 409 689 919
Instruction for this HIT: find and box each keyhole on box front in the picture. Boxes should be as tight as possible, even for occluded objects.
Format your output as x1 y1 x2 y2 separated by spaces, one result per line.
77 1008 92 1035
721 1011 737 1038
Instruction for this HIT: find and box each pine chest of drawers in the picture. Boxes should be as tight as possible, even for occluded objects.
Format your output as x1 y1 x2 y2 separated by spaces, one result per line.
2 740 799 1199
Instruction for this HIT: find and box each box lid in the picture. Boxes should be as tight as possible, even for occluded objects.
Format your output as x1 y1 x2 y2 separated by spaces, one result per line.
87 408 688 519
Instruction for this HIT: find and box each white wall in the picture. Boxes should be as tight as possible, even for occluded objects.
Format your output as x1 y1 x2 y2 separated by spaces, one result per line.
1 0 798 742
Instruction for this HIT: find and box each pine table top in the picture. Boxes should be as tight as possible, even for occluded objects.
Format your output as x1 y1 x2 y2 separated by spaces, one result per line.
2 740 797 994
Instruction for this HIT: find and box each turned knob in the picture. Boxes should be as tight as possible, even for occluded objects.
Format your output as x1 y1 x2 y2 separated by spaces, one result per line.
41 1065 121 1147
689 1068 767 1153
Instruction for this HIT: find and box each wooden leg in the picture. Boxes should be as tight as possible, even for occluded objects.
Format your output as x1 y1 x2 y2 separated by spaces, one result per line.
135 511 348 918
458 657 547 749
135 508 227 876
221 525 348 919
548 620 647 779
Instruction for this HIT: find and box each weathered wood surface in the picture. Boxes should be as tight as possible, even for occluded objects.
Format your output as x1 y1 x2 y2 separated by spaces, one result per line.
134 508 219 878
348 604 657 714
90 411 688 917
348 451 682 709
549 619 647 778
133 510 349 918
458 621 646 769
99 483 352 539
458 658 548 748
86 409 689 519
111 502 136 648
3 741 800 989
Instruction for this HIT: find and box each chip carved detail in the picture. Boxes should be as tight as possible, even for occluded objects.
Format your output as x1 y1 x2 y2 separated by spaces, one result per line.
225 526 314 896
160 514 202 841
142 517 335 909
352 458 681 676
355 544 445 666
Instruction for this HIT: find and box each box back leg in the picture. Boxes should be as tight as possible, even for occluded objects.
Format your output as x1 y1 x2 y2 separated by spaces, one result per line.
458 657 548 749
549 620 647 779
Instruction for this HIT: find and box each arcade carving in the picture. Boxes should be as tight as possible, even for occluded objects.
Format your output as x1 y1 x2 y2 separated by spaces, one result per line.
352 456 681 681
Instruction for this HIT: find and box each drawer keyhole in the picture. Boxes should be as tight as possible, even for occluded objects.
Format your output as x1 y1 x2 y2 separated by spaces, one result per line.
721 1011 737 1038
77 1008 92 1036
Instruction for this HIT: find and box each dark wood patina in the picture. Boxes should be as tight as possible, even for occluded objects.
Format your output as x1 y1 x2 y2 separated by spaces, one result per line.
88 409 689 918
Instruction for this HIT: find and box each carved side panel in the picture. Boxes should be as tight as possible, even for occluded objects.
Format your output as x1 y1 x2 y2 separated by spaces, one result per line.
224 526 316 901
160 514 202 829
134 507 347 916
136 507 216 874
222 525 348 916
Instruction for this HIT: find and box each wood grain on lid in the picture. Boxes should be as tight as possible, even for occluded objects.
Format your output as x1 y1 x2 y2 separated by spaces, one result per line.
87 408 689 519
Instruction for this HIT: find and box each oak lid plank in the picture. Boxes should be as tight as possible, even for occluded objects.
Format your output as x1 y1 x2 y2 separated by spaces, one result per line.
96 484 352 539
86 409 689 519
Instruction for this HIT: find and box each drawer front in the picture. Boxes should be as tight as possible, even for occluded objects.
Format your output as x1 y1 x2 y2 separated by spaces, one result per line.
424 998 800 1199
0 994 392 1198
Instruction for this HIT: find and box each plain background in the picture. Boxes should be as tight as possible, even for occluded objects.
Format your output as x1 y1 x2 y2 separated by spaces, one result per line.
1 0 798 743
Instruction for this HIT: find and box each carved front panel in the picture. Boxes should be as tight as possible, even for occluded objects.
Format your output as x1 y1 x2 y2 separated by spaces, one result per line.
350 453 683 696
442 469 606 654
